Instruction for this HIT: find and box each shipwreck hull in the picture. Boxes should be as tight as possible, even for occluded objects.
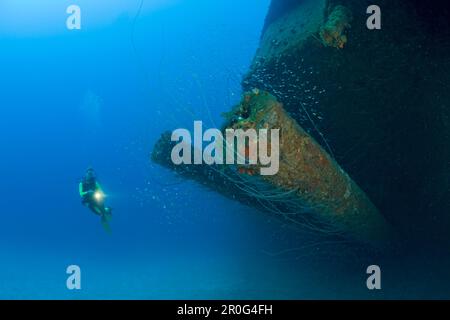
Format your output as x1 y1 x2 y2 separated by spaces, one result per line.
152 0 450 250
241 0 450 246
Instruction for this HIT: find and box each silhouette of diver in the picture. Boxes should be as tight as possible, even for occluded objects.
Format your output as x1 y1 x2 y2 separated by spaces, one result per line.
79 167 112 232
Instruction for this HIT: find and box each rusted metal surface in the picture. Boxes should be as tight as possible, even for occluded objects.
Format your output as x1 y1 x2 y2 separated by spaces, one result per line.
229 90 393 247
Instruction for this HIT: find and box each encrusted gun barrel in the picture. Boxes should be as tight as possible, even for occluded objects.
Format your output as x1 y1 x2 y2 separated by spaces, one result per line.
227 90 393 247
152 91 394 249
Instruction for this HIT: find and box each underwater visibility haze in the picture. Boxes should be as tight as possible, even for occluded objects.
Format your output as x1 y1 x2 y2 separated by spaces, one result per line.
0 0 449 299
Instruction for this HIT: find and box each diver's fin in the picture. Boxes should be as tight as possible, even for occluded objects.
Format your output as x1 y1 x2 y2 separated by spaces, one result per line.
94 206 103 216
104 208 113 222
101 215 112 234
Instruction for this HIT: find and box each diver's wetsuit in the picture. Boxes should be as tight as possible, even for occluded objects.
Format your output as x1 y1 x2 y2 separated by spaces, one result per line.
79 178 104 215
79 169 112 233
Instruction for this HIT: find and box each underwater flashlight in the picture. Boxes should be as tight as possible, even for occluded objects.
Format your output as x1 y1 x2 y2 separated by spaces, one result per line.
94 191 104 202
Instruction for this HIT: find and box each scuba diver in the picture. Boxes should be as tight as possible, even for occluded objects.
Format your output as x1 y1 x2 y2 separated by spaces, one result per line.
79 167 113 232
